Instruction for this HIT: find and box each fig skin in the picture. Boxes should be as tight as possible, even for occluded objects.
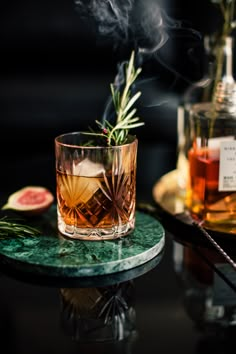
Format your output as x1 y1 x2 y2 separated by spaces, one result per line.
2 186 54 216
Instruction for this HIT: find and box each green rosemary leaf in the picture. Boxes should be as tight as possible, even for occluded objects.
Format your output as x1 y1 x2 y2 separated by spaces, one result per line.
116 130 127 144
110 83 115 100
82 131 107 139
119 122 145 130
122 108 137 122
122 92 142 115
122 117 141 124
133 68 142 81
103 119 114 129
111 84 120 111
126 51 135 83
95 120 104 129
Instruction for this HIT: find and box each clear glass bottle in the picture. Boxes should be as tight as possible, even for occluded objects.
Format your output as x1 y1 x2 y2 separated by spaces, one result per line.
186 36 236 230
177 35 219 193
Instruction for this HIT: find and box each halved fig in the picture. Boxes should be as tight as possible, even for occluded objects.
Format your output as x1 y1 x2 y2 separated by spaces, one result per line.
2 186 54 216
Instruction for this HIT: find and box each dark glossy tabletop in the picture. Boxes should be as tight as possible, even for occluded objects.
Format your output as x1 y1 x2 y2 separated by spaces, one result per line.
1 230 236 354
1 162 236 354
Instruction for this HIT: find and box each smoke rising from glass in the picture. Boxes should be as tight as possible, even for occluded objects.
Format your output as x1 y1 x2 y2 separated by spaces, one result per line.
75 0 181 56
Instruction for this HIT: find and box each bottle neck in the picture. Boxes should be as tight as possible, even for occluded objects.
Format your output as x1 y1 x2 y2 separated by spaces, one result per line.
213 36 236 114
219 36 234 85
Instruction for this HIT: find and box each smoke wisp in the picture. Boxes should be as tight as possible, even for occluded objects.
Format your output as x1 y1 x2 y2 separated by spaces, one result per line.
75 0 181 57
75 0 202 117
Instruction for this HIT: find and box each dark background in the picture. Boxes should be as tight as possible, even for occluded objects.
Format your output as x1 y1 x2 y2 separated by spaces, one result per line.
0 0 228 201
1 3 236 354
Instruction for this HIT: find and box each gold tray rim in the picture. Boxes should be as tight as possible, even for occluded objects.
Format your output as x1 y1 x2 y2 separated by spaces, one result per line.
152 169 236 242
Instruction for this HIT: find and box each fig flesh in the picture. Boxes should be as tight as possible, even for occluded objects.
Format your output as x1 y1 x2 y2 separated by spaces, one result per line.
2 186 54 216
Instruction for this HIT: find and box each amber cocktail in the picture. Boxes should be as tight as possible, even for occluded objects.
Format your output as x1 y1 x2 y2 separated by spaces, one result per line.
55 132 138 240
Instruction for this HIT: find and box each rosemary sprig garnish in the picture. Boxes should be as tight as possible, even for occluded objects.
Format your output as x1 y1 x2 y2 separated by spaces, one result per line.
0 216 41 239
84 50 144 146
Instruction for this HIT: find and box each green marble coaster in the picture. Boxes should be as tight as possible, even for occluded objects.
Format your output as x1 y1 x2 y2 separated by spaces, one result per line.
0 209 165 278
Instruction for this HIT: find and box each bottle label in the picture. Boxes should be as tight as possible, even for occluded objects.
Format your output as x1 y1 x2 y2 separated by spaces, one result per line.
219 140 236 191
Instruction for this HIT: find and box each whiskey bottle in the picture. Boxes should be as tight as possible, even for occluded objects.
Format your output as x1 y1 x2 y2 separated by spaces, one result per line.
177 35 218 192
186 36 236 231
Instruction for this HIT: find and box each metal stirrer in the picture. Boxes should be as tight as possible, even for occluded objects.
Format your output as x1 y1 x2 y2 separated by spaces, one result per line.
136 204 236 289
175 212 236 292
174 210 236 271
192 221 236 271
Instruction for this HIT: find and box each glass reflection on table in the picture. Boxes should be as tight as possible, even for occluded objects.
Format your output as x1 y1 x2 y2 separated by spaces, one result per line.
56 252 163 345
60 281 136 342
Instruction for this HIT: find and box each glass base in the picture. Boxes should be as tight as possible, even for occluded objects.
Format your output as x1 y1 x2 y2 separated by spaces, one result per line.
58 214 135 240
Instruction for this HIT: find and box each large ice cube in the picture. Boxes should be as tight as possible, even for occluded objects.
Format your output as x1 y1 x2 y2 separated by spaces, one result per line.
67 158 106 205
73 158 105 177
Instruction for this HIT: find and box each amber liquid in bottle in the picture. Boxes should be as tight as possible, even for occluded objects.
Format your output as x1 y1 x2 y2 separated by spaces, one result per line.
188 147 233 219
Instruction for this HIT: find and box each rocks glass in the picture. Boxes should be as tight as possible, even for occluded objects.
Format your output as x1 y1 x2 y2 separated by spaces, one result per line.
55 132 138 240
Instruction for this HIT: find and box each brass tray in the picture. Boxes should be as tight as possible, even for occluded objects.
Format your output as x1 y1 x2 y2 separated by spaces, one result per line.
152 170 236 244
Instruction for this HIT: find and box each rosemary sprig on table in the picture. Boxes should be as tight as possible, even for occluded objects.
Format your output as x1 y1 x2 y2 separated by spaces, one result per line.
85 50 144 146
0 216 41 239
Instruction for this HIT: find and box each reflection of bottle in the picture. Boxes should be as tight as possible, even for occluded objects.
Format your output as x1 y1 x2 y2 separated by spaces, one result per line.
186 37 236 229
60 281 137 343
173 240 236 331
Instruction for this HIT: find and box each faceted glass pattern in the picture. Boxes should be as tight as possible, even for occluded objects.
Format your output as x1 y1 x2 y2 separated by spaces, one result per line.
55 132 138 240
